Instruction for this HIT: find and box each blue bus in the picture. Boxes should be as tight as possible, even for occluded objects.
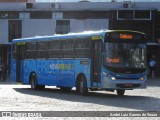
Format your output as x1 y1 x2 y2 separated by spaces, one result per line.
10 30 148 96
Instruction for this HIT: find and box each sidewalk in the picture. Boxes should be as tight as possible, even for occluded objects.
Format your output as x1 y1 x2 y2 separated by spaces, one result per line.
0 78 15 85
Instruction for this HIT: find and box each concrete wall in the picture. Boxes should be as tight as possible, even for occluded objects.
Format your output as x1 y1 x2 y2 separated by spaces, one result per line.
0 2 160 44
0 17 109 44
70 19 109 33
22 19 56 37
0 2 159 11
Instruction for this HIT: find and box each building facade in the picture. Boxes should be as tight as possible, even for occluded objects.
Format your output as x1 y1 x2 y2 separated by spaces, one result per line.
0 1 160 76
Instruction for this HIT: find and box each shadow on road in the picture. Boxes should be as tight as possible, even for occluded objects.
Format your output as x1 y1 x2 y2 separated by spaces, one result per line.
1 78 159 86
13 86 160 111
147 78 160 87
1 78 160 111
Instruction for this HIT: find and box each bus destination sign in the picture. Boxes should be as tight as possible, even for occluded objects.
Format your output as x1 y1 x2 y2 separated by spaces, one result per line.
120 34 133 39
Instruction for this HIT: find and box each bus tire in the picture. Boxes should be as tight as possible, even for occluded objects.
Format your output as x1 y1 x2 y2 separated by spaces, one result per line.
116 90 125 96
30 74 38 90
76 75 88 96
30 74 45 90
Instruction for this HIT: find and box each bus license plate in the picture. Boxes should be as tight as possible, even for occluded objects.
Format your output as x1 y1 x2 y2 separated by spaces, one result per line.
124 83 133 87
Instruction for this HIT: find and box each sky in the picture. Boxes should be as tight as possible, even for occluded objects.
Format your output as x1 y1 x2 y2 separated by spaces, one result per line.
36 0 160 2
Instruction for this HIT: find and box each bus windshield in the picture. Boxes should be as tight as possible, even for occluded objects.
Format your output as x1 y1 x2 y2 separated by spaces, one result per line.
104 43 147 73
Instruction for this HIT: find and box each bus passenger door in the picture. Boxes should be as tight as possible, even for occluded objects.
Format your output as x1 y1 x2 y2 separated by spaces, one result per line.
16 44 25 82
91 40 102 86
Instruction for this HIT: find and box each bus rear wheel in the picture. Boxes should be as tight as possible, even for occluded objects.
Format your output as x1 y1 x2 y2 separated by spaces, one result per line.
76 75 88 96
30 74 45 90
116 90 125 96
30 74 37 90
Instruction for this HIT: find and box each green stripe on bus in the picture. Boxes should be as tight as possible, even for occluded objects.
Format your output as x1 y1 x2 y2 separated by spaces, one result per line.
17 42 25 45
92 36 102 40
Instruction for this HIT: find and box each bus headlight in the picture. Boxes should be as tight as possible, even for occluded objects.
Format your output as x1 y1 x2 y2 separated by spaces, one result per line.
139 76 146 81
103 72 107 76
103 72 116 80
111 76 116 80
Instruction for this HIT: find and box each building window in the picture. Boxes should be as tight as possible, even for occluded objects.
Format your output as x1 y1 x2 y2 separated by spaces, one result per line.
9 20 22 42
135 10 151 19
117 10 151 20
0 11 19 19
56 20 70 34
118 10 133 20
63 11 109 19
30 11 52 19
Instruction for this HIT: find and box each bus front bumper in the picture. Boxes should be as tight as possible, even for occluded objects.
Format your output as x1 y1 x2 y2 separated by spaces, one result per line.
101 77 147 90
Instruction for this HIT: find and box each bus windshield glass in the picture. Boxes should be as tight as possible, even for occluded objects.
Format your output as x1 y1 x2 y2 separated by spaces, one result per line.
104 43 147 72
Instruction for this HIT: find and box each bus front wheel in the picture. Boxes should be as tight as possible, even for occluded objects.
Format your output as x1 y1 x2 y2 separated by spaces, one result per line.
116 90 125 96
76 75 88 96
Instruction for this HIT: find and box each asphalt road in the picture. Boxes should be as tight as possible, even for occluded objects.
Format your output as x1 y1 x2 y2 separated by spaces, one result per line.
0 78 160 120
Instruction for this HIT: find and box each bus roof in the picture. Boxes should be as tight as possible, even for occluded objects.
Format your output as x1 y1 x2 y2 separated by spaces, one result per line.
12 30 146 43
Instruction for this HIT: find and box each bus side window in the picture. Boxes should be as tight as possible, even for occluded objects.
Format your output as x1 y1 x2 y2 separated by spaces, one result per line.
37 41 48 59
63 40 75 58
25 42 37 59
48 41 62 59
75 39 90 58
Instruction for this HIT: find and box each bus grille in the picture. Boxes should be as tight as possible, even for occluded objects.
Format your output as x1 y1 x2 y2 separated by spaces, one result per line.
116 78 139 80
116 84 140 88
